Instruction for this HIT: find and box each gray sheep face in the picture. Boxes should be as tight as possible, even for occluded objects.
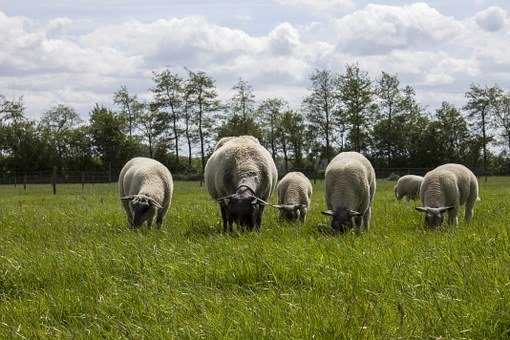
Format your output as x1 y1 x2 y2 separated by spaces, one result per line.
322 208 361 233
275 204 305 222
122 195 162 227
415 206 454 228
218 189 266 230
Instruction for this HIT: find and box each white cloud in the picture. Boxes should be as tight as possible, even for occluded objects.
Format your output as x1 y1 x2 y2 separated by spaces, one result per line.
274 0 354 13
334 3 464 55
474 6 507 31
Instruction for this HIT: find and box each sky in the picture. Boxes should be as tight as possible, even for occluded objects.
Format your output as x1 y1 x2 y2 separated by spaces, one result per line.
0 0 509 118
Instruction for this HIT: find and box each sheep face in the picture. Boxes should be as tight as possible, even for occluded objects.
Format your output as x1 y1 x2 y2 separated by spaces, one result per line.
275 204 304 222
121 195 162 227
322 208 361 233
415 207 454 228
218 188 266 230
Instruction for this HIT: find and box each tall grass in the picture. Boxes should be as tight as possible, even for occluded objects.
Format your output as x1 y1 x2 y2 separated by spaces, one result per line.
0 179 509 338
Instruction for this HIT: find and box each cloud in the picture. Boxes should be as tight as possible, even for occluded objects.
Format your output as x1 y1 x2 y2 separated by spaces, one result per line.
334 3 464 55
474 6 507 32
274 0 354 13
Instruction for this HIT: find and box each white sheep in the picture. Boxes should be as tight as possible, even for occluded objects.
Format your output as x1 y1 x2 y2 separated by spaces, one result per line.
205 135 278 231
321 152 376 233
274 172 313 222
118 157 173 228
214 135 259 151
415 163 479 227
394 175 423 201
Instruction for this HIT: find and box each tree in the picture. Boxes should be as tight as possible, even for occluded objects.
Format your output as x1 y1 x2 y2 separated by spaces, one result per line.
89 104 138 170
152 70 183 164
494 92 510 153
464 84 501 180
228 78 256 135
182 78 198 166
137 102 166 158
40 104 82 171
303 69 341 162
375 72 402 167
338 64 375 152
433 102 472 163
187 71 220 174
277 110 307 172
258 98 286 159
113 86 139 138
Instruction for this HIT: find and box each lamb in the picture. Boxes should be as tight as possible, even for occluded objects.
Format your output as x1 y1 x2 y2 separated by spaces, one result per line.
274 172 313 222
321 152 376 233
204 135 278 232
118 157 173 228
415 163 479 228
394 175 423 201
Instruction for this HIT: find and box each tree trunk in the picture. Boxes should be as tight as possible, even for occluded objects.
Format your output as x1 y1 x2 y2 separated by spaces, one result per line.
171 108 179 165
482 110 487 182
186 123 192 167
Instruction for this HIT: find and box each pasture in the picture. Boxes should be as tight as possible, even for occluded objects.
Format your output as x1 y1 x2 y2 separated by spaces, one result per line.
0 179 509 339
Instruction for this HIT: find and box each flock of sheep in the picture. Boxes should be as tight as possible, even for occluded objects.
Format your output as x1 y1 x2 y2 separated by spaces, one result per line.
118 135 480 232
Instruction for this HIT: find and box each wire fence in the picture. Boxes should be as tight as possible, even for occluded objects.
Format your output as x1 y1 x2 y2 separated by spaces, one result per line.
0 167 449 190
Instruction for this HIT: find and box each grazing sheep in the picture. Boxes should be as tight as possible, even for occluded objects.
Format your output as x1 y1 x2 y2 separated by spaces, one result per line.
415 163 479 228
394 175 424 201
274 172 313 222
214 135 260 151
321 152 376 233
205 135 278 232
119 157 173 228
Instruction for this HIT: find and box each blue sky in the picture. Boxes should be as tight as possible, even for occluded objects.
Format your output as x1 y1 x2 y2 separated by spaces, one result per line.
0 0 509 117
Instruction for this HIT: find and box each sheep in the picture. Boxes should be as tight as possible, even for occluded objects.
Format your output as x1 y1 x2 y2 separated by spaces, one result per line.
394 175 424 201
273 172 313 222
205 135 278 232
415 163 479 228
118 157 173 228
321 152 376 233
214 135 259 151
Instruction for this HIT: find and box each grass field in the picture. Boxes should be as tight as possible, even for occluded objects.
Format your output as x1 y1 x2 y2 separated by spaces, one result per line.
0 179 509 339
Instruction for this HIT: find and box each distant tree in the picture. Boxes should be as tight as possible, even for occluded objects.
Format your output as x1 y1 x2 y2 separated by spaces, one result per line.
89 104 138 170
40 104 82 171
277 110 306 172
494 92 510 153
433 102 472 163
137 102 166 158
228 79 255 135
338 64 375 152
375 72 402 167
113 86 139 138
151 70 183 164
187 71 220 173
464 84 502 180
217 114 263 141
303 69 342 162
182 78 198 166
258 98 286 159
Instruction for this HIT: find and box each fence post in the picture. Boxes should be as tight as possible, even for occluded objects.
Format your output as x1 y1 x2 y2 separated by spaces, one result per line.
23 173 27 191
81 172 85 191
52 166 57 195
108 162 112 183
14 173 17 188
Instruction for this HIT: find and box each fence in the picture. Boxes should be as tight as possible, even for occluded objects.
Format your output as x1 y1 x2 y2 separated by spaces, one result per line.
1 167 490 194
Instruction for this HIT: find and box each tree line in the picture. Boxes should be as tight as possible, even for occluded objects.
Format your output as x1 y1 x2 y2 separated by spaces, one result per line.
1 64 510 178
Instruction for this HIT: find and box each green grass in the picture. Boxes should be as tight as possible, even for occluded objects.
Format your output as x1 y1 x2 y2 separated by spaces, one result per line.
0 179 509 339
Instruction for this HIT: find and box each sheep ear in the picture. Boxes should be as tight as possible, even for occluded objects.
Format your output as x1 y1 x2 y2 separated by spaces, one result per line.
148 199 163 209
439 206 454 212
321 210 336 217
272 204 284 209
121 196 135 201
415 207 428 213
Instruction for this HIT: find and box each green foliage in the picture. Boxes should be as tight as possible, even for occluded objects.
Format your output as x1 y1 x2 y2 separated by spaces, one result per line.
0 180 509 338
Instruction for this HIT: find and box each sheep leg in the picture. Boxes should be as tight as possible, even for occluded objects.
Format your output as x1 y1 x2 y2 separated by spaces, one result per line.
465 194 477 223
220 204 228 233
447 209 459 226
255 205 265 231
156 206 168 229
362 207 371 231
122 201 134 228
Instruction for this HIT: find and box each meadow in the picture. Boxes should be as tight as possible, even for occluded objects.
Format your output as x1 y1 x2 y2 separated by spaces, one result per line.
0 179 509 339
